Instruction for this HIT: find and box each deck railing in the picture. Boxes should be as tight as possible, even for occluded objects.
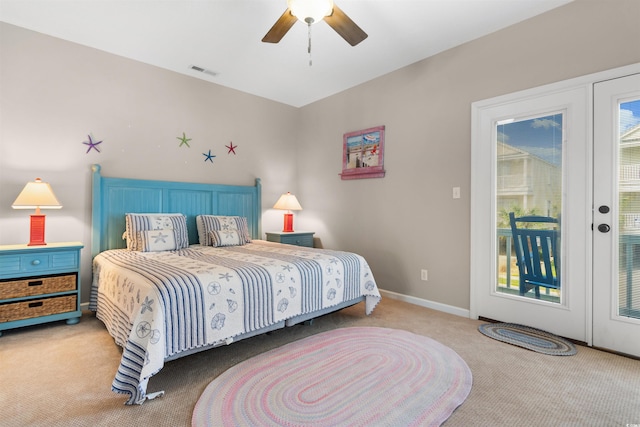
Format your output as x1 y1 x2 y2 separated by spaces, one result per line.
498 228 639 318
497 228 516 291
619 233 640 319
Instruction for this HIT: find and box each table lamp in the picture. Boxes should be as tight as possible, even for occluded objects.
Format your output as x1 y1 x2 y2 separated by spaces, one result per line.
273 192 302 232
12 178 62 246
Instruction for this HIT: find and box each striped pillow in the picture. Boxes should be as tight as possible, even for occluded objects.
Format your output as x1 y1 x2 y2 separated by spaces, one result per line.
125 213 188 251
196 215 251 246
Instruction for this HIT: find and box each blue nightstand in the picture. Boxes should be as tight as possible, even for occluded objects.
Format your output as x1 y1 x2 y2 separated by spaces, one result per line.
265 231 315 247
0 242 83 336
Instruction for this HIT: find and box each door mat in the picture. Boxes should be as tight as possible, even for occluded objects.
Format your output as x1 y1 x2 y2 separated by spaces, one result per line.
478 323 577 356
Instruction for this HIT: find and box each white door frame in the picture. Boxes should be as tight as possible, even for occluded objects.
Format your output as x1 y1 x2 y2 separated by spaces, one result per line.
470 62 640 346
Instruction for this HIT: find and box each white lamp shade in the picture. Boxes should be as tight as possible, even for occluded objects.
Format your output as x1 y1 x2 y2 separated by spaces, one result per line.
273 192 302 211
287 0 333 24
12 178 62 210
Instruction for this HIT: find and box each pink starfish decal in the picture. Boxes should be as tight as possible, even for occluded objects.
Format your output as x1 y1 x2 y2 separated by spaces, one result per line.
226 142 237 155
83 134 102 153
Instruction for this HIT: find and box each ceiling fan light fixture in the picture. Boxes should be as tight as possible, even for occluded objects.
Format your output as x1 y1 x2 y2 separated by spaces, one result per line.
287 0 333 24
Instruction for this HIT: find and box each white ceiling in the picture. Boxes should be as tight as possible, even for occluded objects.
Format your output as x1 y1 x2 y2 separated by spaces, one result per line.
0 0 572 107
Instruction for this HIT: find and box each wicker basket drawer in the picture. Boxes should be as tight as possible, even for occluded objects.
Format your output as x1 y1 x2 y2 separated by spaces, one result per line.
0 274 76 300
0 295 77 323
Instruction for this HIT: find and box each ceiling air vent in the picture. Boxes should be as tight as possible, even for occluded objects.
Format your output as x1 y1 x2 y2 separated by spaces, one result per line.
189 65 218 77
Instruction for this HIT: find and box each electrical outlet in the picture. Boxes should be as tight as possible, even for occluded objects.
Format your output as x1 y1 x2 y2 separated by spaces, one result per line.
421 269 428 281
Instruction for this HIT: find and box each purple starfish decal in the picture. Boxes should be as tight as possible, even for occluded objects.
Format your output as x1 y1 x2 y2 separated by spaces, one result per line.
83 134 102 153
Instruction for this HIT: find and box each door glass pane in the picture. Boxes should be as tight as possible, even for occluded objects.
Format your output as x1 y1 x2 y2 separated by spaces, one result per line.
618 98 640 319
496 113 563 302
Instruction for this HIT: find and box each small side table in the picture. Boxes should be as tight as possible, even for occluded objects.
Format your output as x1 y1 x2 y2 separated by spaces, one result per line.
265 231 315 248
0 242 83 336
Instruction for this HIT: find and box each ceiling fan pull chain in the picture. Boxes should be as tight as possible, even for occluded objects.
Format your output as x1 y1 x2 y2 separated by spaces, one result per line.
307 22 312 66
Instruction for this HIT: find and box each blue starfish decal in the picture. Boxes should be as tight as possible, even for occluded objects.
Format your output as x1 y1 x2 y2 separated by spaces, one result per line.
177 132 191 147
83 134 102 153
203 150 216 163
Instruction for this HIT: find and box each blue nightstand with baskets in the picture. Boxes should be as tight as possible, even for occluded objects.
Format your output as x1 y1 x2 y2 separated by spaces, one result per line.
0 242 83 336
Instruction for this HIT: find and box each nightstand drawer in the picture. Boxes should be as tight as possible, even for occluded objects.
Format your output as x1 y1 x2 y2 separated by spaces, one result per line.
0 274 76 300
0 250 79 277
0 295 77 323
279 234 314 247
265 232 315 248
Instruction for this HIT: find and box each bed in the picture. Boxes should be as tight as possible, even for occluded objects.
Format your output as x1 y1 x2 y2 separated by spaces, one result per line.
88 164 381 405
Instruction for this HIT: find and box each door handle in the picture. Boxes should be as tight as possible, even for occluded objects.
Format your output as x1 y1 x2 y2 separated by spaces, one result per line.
598 224 611 233
598 205 610 214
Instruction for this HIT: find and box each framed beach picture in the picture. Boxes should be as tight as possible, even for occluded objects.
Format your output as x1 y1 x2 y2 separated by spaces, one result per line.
340 125 386 180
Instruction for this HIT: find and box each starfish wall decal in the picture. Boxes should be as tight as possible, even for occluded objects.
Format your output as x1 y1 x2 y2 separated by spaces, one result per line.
177 132 191 147
83 134 102 153
226 141 237 155
203 150 216 163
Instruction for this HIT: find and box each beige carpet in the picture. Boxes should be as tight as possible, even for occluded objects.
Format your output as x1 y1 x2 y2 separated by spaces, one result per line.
1 298 639 426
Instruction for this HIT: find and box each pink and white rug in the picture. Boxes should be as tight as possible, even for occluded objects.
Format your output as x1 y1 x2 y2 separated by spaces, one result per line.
192 327 472 426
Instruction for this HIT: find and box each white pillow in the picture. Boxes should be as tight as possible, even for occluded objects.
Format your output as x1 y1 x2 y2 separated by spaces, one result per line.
196 215 251 246
139 229 179 252
125 213 188 251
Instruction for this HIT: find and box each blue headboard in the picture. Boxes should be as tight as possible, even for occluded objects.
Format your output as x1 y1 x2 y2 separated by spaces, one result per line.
91 164 262 257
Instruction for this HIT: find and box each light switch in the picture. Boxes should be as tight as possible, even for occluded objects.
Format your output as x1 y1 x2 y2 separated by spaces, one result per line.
453 187 461 199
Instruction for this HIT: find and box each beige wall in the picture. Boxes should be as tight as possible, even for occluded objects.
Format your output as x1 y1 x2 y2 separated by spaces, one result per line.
296 0 640 310
2 0 639 310
0 22 300 298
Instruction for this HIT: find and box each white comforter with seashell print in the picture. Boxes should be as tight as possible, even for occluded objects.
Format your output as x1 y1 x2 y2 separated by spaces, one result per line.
90 240 380 405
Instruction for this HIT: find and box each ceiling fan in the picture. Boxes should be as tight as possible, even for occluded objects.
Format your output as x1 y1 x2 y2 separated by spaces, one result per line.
262 0 368 47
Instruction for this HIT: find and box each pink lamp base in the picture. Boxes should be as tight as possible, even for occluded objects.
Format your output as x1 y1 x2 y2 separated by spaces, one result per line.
28 214 47 246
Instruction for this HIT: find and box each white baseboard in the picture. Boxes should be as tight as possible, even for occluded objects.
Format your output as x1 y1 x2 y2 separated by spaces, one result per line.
379 289 470 318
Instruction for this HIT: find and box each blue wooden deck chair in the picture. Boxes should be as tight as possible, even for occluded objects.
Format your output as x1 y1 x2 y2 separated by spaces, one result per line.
509 212 560 299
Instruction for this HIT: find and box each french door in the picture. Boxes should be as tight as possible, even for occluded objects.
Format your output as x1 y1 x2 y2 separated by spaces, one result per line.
471 86 590 342
472 65 640 356
593 73 640 357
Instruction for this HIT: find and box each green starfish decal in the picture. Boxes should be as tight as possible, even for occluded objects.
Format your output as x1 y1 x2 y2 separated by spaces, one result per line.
177 132 191 147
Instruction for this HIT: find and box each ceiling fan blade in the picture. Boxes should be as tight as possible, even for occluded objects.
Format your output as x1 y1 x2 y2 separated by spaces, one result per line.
262 9 298 43
324 3 368 46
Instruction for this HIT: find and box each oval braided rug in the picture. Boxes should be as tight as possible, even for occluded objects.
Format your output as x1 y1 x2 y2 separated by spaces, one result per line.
192 327 472 427
478 323 577 356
